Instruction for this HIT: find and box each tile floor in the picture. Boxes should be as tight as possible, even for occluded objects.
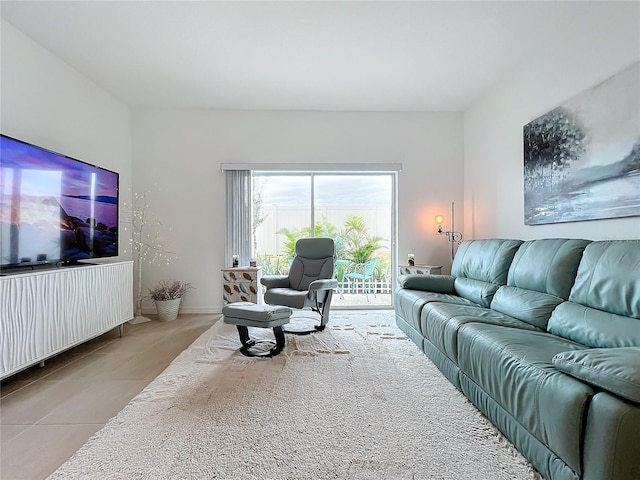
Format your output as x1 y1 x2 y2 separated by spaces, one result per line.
0 313 220 480
331 292 392 308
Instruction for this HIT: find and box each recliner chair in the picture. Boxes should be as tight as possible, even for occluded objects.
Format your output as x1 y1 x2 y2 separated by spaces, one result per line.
260 237 338 333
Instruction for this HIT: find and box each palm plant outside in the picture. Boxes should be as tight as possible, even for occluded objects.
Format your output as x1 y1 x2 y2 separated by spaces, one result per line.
341 215 383 265
268 215 385 279
277 218 342 259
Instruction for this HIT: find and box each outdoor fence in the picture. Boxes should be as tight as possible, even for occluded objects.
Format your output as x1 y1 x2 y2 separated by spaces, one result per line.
338 277 393 295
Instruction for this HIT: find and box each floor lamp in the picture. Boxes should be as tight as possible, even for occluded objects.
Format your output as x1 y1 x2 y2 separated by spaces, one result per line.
435 202 464 261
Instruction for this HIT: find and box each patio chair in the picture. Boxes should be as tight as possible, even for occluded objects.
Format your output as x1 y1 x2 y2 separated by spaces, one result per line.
261 237 338 334
344 257 379 301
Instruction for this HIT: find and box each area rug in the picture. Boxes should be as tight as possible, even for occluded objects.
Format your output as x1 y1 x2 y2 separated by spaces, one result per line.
48 311 541 480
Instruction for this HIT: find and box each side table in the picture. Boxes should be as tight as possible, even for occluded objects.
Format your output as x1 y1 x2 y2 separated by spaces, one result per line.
399 264 442 275
221 266 263 304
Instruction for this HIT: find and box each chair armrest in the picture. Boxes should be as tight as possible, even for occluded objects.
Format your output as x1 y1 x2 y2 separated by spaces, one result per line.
260 275 290 289
309 279 339 291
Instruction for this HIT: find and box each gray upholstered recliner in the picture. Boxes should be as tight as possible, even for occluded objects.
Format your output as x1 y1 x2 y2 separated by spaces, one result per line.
260 237 338 333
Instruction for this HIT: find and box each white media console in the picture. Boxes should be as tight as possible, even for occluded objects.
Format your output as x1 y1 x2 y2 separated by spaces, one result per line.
0 261 133 380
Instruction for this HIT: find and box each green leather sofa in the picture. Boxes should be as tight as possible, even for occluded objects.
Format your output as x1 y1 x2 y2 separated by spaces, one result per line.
394 238 640 480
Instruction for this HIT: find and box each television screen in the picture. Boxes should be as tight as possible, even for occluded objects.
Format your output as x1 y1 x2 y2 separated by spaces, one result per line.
0 134 119 269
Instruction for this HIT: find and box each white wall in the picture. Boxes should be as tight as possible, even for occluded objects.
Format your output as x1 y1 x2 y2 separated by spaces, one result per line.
464 2 640 241
5 1 637 318
132 110 463 312
0 20 133 263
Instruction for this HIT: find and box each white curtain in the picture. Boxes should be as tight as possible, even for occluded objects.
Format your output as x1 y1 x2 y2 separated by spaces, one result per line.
225 170 252 267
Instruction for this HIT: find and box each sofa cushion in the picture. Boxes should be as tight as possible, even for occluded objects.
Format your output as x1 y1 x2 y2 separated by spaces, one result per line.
548 302 640 348
457 323 591 475
553 347 640 404
420 302 541 363
568 240 640 319
488 239 591 329
394 287 477 333
491 286 564 330
548 240 640 347
453 277 502 308
507 238 591 299
452 239 523 284
450 239 523 307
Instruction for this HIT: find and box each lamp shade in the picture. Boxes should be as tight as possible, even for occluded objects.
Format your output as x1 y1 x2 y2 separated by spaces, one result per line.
434 214 444 225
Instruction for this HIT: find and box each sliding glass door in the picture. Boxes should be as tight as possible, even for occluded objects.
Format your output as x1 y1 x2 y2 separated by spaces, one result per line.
252 172 394 308
252 174 311 274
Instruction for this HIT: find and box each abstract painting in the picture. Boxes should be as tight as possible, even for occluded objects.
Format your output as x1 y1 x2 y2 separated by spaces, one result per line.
523 62 640 225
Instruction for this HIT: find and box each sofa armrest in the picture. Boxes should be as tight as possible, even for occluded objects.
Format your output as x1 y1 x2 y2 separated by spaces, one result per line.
397 274 455 293
309 279 339 291
583 392 640 480
553 347 640 404
260 275 290 289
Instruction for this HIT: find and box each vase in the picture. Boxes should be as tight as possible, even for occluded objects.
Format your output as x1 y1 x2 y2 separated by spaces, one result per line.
155 297 182 321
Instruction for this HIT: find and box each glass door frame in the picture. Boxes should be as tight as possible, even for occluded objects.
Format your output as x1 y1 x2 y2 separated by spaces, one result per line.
252 169 398 309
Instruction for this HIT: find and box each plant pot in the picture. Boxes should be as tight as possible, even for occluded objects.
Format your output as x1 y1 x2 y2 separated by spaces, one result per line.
155 297 182 321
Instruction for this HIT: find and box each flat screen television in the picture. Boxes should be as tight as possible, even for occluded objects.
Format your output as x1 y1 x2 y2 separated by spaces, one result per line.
0 134 119 270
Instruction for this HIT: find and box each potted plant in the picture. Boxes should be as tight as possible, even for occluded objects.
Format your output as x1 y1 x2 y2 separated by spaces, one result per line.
146 279 193 321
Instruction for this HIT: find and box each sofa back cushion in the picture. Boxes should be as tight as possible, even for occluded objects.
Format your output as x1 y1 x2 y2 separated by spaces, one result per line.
490 239 591 329
548 240 640 347
453 278 501 308
507 238 591 298
451 239 523 307
568 240 640 318
491 287 566 330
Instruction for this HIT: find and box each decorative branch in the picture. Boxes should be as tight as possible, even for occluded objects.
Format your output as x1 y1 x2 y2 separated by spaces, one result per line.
122 190 176 323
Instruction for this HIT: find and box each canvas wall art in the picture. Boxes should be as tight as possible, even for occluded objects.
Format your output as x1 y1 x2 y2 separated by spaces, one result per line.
523 62 640 225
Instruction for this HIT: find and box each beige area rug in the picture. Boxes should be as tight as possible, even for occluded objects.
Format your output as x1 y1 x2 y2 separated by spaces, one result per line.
48 311 541 480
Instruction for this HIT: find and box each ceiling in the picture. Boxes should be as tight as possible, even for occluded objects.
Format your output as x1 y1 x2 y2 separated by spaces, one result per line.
1 1 592 112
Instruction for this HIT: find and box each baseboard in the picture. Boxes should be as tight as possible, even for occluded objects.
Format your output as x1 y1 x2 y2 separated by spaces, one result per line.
141 306 222 315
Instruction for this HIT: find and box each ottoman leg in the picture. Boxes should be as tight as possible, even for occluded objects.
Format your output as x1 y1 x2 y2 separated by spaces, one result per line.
236 326 256 348
236 325 286 358
270 326 286 356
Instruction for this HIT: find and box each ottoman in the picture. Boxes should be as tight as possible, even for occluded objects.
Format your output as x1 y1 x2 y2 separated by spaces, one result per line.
222 302 293 357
